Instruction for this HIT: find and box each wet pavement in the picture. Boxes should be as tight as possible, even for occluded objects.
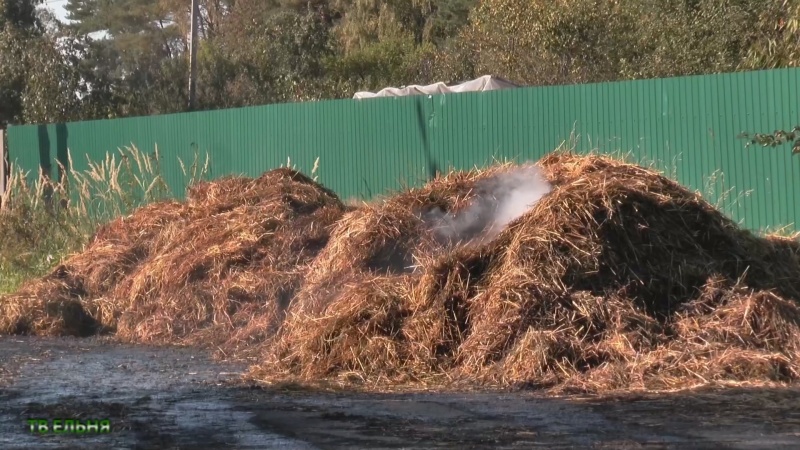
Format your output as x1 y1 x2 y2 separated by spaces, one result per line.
1 336 799 449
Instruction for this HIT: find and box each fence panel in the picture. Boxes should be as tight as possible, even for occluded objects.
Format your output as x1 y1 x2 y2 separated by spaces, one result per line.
8 68 800 232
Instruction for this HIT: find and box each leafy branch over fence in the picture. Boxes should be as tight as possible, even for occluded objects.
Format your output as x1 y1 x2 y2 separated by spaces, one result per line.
738 126 800 155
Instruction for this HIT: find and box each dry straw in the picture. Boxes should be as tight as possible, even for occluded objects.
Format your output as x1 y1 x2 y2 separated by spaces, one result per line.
255 152 800 392
1 167 345 357
2 150 799 393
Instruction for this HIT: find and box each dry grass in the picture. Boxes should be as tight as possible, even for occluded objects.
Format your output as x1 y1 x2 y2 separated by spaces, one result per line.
3 150 800 393
0 146 180 295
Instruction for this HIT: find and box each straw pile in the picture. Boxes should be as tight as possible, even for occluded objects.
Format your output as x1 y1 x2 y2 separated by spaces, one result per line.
3 151 800 392
0 168 345 355
254 153 800 391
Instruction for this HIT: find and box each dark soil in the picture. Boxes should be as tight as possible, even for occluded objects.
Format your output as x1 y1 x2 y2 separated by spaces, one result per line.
1 336 799 449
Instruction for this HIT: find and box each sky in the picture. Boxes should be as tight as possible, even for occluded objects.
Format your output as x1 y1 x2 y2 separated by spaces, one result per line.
43 0 70 23
43 0 110 39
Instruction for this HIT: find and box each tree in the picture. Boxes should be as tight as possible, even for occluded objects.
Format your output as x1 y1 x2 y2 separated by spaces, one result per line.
206 0 335 105
326 30 436 93
64 0 188 116
20 35 86 124
465 0 640 86
0 28 27 125
741 0 800 69
620 0 760 79
464 0 798 86
0 0 41 31
319 0 465 94
5 0 797 123
330 0 430 51
422 0 476 46
0 0 43 125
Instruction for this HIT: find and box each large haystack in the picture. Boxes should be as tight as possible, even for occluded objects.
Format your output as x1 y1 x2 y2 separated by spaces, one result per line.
4 151 799 393
0 168 345 356
255 153 800 392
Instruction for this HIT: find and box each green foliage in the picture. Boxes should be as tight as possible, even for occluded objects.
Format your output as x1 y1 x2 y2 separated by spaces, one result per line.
0 0 41 31
201 1 337 105
622 0 761 79
741 0 800 69
0 28 89 125
326 31 437 92
0 27 27 125
331 0 429 51
463 0 779 86
0 0 43 125
63 0 188 117
1 0 799 123
20 36 86 124
423 0 476 45
738 126 800 155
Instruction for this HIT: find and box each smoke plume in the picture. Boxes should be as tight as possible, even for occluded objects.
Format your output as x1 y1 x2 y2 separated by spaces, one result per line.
423 165 552 246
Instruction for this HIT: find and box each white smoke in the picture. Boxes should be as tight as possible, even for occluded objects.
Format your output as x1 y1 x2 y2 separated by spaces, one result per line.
422 165 552 246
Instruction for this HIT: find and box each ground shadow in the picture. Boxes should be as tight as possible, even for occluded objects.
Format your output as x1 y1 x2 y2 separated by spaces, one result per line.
243 384 800 450
37 125 51 180
415 99 440 181
56 123 69 181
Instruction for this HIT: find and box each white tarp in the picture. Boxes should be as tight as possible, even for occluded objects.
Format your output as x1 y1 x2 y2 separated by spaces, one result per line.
353 75 519 99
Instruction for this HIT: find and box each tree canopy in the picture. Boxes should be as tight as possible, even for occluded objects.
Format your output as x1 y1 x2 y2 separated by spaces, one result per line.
0 0 798 126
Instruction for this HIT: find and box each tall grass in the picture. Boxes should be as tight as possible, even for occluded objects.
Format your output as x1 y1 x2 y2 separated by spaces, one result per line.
0 145 209 294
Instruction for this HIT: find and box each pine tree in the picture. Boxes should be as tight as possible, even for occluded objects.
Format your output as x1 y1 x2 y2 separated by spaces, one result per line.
64 0 188 116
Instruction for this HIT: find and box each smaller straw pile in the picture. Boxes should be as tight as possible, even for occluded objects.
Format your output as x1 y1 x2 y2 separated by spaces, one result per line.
0 168 345 356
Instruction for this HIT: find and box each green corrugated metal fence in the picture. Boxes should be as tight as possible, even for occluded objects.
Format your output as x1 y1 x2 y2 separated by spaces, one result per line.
7 68 800 232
